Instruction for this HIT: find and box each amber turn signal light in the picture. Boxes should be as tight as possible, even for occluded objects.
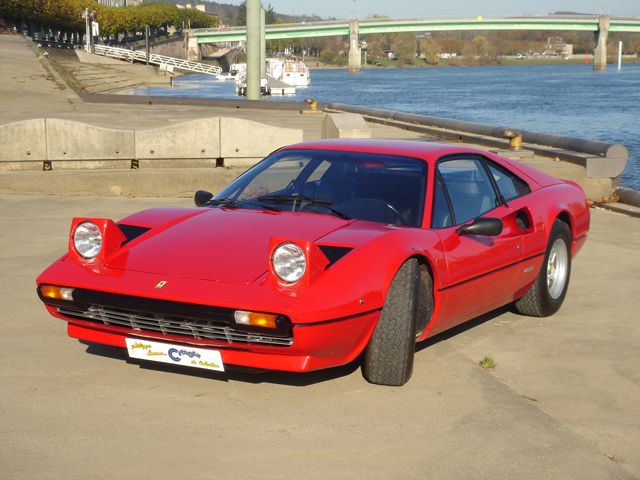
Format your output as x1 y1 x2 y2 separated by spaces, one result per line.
234 310 278 329
40 285 75 301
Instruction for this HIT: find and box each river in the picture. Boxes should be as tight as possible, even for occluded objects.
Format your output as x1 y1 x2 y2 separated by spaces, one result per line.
121 63 640 190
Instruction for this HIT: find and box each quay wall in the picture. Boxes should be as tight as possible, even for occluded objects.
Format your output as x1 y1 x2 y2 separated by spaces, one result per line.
0 92 636 202
0 117 303 171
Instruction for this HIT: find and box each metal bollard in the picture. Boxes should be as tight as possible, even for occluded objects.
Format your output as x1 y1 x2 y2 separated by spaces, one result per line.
300 97 322 114
494 127 522 150
305 97 318 111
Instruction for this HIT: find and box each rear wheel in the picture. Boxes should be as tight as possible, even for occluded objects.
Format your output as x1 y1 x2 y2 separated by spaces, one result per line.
515 219 572 317
363 258 420 386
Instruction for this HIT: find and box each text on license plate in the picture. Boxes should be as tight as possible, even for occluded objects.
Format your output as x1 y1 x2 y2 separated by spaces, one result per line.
125 338 224 372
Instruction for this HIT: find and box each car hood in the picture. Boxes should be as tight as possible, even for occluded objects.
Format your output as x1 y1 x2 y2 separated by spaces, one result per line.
107 208 351 284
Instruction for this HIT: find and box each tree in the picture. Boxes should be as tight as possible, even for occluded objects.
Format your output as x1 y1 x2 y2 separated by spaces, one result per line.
265 4 276 24
366 36 384 60
235 0 246 26
391 33 416 67
420 38 440 65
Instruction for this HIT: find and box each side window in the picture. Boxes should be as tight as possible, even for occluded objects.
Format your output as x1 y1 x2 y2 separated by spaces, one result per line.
431 174 453 228
436 158 499 225
487 162 531 201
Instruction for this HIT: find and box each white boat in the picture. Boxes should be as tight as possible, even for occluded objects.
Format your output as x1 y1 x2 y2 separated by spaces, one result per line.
266 58 310 87
215 63 246 81
235 73 270 96
229 63 246 79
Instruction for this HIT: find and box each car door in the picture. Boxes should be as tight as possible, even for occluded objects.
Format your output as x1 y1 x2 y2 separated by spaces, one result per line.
431 156 523 327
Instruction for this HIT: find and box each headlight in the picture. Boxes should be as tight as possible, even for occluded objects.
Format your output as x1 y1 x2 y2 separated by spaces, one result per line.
73 221 102 259
272 242 306 283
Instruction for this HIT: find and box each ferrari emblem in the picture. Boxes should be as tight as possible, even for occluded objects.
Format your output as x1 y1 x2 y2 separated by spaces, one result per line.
155 281 168 289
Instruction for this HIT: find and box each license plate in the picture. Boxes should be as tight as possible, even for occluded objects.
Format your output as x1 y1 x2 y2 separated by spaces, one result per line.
125 338 224 372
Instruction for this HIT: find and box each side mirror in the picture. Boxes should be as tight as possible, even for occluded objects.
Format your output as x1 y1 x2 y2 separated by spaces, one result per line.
194 190 213 207
456 217 503 236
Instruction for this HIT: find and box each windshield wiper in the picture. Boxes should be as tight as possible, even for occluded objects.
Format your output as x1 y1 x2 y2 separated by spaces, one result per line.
206 197 245 209
207 197 281 212
258 194 350 220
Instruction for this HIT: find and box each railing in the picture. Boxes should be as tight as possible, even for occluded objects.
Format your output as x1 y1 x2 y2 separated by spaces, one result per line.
194 14 639 34
93 45 222 76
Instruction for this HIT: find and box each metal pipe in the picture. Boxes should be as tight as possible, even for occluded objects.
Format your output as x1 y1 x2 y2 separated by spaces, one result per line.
618 41 622 70
325 102 628 159
246 0 261 100
615 187 640 207
260 8 266 78
145 25 149 65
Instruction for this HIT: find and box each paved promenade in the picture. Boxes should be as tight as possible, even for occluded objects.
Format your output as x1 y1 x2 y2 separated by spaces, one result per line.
1 196 639 480
1 34 639 479
0 35 418 138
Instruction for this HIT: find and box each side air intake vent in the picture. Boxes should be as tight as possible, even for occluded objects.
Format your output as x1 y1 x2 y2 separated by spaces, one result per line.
318 245 353 268
117 224 151 245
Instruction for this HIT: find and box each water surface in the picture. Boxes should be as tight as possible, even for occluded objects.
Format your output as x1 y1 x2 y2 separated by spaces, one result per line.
123 64 640 190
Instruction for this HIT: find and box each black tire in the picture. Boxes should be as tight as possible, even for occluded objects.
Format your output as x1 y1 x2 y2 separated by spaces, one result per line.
363 258 420 386
515 219 572 317
416 264 435 338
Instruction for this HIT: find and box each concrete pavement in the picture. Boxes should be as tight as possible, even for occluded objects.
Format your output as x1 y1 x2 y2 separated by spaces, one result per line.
1 196 639 479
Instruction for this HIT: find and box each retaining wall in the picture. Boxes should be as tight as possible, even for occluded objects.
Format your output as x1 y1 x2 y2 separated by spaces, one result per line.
0 117 303 171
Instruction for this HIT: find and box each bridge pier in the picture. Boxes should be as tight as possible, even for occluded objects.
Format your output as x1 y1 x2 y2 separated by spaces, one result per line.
348 20 360 73
185 30 201 63
594 16 610 71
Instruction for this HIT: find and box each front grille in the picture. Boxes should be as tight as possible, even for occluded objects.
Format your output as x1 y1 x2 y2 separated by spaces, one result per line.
56 305 293 347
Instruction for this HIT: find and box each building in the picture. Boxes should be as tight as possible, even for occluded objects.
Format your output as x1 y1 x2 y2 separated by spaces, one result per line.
544 36 573 56
96 0 142 6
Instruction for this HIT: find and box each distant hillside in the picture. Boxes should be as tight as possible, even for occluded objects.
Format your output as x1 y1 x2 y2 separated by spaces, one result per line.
143 0 326 25
552 11 594 15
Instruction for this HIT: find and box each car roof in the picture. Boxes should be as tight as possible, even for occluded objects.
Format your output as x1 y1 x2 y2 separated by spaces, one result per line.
281 139 485 164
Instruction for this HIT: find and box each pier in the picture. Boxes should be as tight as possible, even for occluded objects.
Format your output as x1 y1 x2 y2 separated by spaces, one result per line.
1 34 639 479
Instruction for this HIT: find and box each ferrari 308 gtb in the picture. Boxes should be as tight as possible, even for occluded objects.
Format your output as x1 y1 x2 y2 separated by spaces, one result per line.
37 139 590 386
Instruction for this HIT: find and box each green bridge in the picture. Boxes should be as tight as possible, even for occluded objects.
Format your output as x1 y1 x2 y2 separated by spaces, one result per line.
191 15 640 71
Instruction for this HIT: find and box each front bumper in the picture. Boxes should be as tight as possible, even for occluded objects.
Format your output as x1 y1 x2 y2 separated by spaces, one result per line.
63 311 380 372
46 298 380 372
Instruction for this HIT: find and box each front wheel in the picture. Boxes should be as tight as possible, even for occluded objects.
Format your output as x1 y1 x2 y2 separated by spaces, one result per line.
515 219 572 317
363 258 420 386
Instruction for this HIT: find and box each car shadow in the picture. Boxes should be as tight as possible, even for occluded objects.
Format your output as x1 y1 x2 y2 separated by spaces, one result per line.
81 340 362 386
415 305 512 353
78 304 513 387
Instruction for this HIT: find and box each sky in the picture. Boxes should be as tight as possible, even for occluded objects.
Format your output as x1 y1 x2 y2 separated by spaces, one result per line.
262 0 640 20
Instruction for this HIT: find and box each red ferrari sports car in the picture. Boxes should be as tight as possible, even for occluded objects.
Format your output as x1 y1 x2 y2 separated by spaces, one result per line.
37 139 590 386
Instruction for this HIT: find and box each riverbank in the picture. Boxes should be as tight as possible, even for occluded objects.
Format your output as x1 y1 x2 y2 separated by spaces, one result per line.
2 34 638 200
307 54 640 69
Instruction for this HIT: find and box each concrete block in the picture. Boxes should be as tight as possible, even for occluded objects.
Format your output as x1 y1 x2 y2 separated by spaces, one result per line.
489 149 534 159
0 161 44 172
46 119 135 161
585 156 627 178
0 168 246 197
321 113 371 139
135 118 221 161
219 117 303 159
0 119 47 163
138 159 219 169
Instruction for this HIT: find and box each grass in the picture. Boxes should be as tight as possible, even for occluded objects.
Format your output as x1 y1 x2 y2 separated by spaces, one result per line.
363 55 640 69
479 355 497 370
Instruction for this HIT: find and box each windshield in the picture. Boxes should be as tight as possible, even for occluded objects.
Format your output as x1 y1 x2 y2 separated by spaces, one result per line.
215 149 427 227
